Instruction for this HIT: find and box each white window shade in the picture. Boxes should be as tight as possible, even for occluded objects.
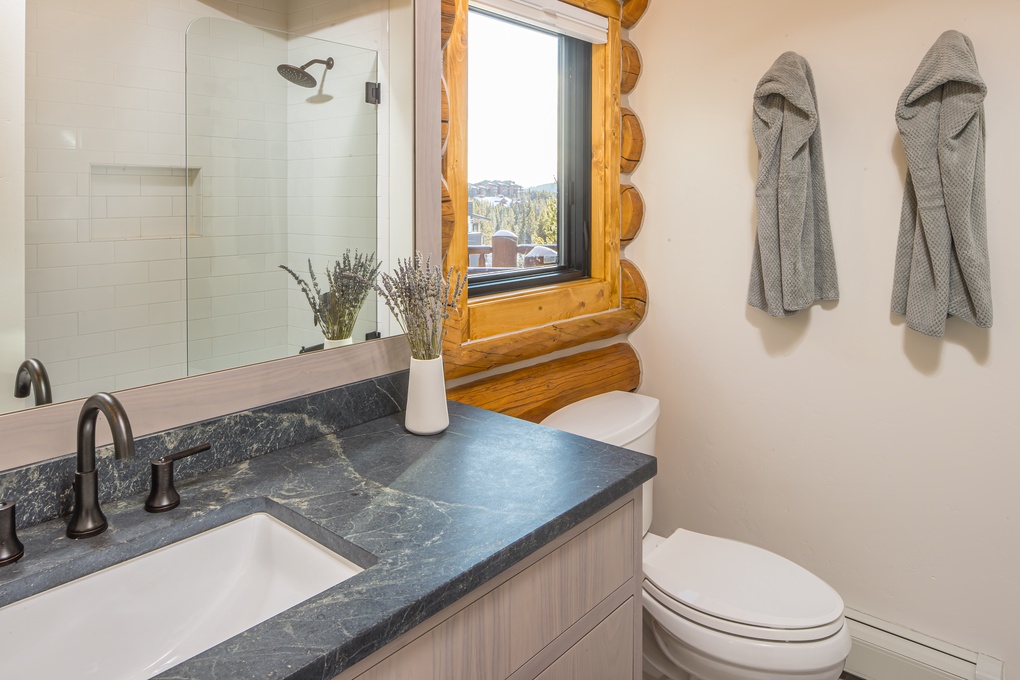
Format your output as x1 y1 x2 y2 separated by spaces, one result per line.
470 0 609 44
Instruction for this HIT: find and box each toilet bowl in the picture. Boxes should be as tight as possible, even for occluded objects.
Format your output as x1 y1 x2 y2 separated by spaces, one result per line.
541 392 851 680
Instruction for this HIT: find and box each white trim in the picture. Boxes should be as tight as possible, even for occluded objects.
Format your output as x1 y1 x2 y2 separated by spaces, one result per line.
843 608 1003 680
470 0 608 44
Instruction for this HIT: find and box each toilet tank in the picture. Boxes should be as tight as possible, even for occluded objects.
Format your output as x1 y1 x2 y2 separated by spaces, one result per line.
541 391 659 535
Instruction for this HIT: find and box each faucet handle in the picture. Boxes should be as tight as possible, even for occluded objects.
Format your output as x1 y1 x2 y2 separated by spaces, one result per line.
144 444 211 513
0 501 25 567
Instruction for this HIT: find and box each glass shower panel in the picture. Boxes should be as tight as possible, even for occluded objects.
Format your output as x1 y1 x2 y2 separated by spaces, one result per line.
185 18 379 376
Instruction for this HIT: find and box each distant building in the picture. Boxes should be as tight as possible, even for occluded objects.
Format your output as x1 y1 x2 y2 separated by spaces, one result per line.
469 180 522 200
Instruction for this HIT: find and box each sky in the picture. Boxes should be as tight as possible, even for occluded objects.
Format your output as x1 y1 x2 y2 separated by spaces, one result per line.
467 11 559 189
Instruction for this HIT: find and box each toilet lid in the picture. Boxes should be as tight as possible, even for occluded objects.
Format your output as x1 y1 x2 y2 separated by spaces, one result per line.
539 391 659 448
643 529 844 630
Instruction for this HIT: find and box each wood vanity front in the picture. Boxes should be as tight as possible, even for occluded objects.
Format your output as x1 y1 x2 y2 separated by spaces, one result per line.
337 492 643 680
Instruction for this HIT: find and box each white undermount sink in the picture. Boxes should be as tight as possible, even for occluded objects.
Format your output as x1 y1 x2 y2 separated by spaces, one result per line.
0 512 363 679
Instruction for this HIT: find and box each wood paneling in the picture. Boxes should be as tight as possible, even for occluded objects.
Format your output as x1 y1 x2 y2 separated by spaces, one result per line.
466 279 612 341
558 0 621 19
342 498 639 680
621 258 648 314
620 107 644 174
416 0 443 261
620 39 641 94
434 586 514 680
441 0 457 47
508 504 634 668
620 184 644 243
447 343 640 423
532 601 634 680
440 75 450 153
444 260 647 379
621 0 649 29
441 178 455 260
354 633 435 680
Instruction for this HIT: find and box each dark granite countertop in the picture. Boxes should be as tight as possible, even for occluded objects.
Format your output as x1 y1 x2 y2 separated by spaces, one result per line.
0 401 655 680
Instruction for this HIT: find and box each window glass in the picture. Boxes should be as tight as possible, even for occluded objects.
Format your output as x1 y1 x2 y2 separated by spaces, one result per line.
467 9 589 295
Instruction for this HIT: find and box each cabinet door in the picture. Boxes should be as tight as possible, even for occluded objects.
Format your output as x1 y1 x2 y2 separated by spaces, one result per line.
508 503 634 669
532 599 634 680
354 631 435 680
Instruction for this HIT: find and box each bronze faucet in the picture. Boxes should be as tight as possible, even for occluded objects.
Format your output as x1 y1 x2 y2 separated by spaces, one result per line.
67 393 135 539
14 359 52 407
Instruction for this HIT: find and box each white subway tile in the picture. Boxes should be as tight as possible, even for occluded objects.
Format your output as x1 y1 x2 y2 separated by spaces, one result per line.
90 217 143 240
115 321 185 351
80 127 150 153
114 108 182 135
78 347 151 381
149 89 185 115
37 286 117 316
43 360 82 394
26 124 79 151
26 312 78 342
91 172 142 196
78 261 150 288
26 172 77 197
36 195 89 220
114 62 183 93
188 314 239 341
237 271 283 293
209 253 265 277
37 331 114 363
188 275 239 299
148 259 186 284
148 300 186 323
78 304 150 334
139 216 186 238
27 266 77 293
36 241 115 267
106 195 174 218
212 329 267 356
114 364 186 391
114 238 183 262
115 280 183 308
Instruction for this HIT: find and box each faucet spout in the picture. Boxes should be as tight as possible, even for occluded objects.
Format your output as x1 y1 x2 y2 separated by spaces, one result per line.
67 393 135 539
14 358 53 407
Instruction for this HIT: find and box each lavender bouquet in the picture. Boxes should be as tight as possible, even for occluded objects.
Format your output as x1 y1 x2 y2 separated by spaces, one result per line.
376 253 466 360
280 250 381 343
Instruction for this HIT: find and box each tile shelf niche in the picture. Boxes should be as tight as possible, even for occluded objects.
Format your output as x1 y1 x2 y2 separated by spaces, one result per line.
89 164 202 241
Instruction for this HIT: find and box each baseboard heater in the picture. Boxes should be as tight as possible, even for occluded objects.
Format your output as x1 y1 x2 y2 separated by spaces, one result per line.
844 608 1004 680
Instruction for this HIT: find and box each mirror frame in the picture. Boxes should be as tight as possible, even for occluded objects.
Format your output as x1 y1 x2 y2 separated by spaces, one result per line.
0 0 442 472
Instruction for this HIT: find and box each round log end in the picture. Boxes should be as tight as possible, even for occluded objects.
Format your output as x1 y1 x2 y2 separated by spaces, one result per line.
621 108 645 174
622 0 650 29
620 184 645 242
621 40 641 94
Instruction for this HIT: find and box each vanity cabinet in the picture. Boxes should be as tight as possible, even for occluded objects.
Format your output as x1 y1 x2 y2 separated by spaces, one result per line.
336 491 643 680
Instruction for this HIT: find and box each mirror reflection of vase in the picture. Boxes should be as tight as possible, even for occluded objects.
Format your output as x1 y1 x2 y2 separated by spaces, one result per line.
323 338 354 350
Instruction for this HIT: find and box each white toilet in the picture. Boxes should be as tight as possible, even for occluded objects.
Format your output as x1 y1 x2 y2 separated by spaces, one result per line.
541 391 851 680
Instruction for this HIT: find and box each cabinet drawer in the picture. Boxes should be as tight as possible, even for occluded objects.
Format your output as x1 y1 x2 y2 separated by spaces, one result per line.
533 598 634 680
508 502 634 670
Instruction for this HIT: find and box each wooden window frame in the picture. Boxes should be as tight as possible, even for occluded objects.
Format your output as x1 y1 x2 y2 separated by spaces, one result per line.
442 0 623 368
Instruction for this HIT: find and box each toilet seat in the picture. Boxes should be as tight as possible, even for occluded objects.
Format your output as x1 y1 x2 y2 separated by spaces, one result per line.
643 580 844 642
643 528 845 642
644 592 852 677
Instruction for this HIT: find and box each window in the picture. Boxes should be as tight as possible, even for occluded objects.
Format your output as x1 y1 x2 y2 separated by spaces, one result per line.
466 7 592 297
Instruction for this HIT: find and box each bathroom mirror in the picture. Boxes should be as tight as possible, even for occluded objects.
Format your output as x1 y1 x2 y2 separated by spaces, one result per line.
1 0 415 418
185 18 382 376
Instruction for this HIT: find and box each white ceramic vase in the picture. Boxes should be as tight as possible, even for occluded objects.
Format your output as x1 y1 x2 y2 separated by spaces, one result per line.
323 337 354 349
404 356 449 435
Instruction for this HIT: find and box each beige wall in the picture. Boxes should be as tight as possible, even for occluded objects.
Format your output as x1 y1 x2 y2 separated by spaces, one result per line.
1 1 26 413
628 0 1019 668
